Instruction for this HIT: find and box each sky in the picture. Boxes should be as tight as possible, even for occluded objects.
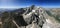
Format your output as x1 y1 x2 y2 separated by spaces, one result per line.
0 0 60 8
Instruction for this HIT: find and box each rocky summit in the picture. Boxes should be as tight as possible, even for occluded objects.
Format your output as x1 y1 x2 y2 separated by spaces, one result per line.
0 5 60 28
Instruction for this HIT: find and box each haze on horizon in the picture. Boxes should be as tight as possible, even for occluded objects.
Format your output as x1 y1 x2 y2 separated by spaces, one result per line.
0 0 60 8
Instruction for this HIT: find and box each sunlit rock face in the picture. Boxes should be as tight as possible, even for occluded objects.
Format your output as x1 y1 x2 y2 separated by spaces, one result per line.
42 19 60 28
42 9 60 28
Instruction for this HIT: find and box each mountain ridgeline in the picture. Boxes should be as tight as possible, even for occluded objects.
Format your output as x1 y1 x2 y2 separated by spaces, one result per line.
0 5 60 28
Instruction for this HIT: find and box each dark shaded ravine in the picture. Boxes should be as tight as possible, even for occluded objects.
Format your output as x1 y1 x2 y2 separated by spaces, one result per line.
14 14 28 26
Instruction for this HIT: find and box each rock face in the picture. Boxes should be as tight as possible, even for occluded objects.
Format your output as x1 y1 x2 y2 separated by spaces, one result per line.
1 5 45 28
42 9 60 28
0 5 60 28
22 5 46 28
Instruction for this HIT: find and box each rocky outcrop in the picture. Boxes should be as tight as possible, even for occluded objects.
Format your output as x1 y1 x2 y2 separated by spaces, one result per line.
0 5 60 28
0 5 46 28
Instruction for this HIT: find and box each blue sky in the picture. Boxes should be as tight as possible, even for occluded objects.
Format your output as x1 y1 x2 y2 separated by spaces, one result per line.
0 0 60 8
